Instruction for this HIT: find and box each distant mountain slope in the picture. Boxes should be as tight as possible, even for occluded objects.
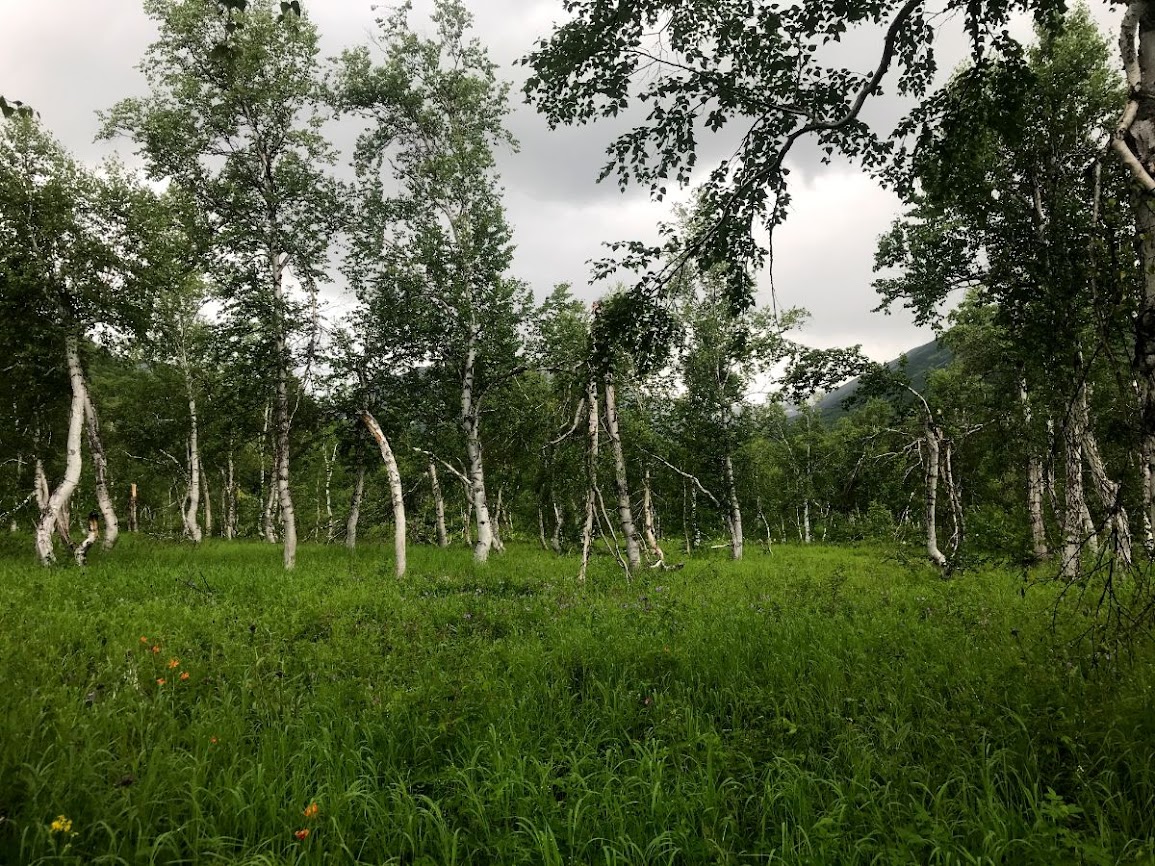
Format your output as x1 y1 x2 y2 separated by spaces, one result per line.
812 338 952 419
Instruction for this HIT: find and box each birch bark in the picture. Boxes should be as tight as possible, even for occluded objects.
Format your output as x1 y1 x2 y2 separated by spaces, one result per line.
603 375 641 570
83 390 118 549
579 377 600 582
36 337 86 565
346 463 366 550
361 410 407 577
461 328 495 562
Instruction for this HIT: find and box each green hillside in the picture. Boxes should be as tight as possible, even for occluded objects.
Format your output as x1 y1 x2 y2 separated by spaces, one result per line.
813 338 952 420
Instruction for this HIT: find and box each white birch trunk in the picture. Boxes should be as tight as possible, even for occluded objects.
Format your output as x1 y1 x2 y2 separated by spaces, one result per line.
579 377 600 582
723 454 744 560
360 411 407 578
1084 426 1133 566
75 512 99 566
429 460 449 548
36 337 86 565
83 391 118 549
1061 401 1086 581
641 468 665 565
346 462 366 550
183 402 202 544
461 331 495 562
551 500 563 554
603 374 641 570
200 457 213 539
1020 382 1049 561
225 450 237 540
129 482 139 533
923 417 948 568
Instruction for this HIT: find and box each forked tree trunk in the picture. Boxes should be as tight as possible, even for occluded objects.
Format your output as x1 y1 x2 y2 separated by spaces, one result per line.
579 378 600 582
83 391 118 549
723 454 743 560
36 337 86 565
461 331 495 562
428 460 449 548
360 410 406 578
346 462 366 550
602 374 641 570
35 457 70 545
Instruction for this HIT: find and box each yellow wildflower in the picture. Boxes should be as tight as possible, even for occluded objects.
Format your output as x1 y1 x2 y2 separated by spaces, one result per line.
50 815 72 834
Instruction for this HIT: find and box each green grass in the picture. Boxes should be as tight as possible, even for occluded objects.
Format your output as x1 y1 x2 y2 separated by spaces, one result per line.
0 536 1153 864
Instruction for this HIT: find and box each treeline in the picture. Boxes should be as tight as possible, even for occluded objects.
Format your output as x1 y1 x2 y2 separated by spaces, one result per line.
0 1 1147 584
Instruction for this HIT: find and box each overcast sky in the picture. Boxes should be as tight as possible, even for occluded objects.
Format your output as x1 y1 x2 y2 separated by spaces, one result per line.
2 0 1123 361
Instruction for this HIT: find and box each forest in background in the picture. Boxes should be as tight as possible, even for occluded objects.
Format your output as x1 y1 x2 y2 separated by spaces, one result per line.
2 0 1154 624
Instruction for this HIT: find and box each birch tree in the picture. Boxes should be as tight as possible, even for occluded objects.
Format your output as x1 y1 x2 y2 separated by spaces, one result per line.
101 0 340 570
876 10 1136 574
337 0 526 564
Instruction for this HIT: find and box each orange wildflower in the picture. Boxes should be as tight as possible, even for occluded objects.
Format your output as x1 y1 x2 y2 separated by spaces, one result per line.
180 671 190 681
294 828 310 841
168 658 180 669
156 678 166 686
151 645 160 654
140 636 149 645
303 802 319 819
210 737 218 745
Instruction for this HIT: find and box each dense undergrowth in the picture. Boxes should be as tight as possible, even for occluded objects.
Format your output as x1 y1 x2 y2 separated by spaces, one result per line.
0 537 1152 864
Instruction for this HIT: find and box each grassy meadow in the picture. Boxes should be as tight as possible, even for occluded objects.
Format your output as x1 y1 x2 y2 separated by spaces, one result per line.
0 536 1153 864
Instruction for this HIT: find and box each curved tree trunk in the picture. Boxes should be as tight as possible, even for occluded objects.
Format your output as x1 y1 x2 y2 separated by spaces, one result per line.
36 337 86 565
361 410 407 578
602 374 641 571
83 391 118 549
